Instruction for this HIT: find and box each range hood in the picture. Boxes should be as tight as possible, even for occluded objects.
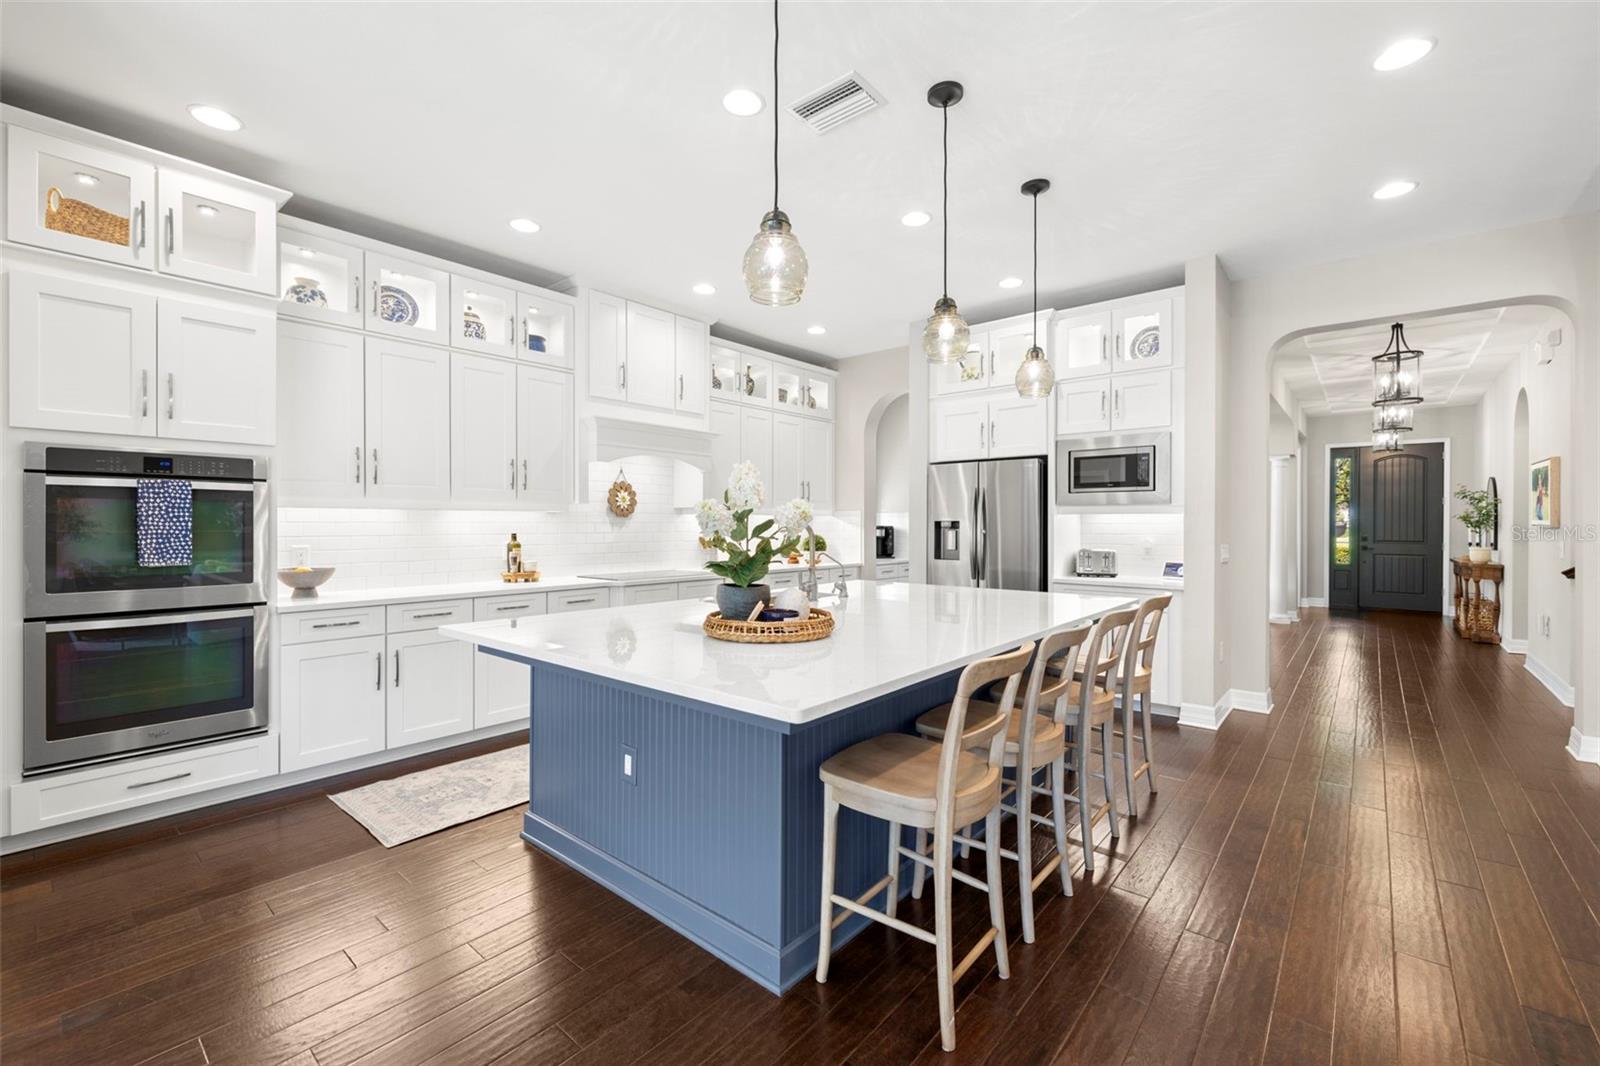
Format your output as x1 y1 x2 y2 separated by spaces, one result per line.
578 414 713 508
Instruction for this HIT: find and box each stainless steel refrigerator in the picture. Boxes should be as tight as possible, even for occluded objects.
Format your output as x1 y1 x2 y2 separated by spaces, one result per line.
927 457 1047 590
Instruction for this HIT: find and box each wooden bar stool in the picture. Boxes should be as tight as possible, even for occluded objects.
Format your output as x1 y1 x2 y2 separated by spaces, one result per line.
815 642 1034 1053
1115 594 1172 816
910 620 1094 942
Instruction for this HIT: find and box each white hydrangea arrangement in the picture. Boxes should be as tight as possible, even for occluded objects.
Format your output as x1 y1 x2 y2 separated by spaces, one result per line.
696 463 812 588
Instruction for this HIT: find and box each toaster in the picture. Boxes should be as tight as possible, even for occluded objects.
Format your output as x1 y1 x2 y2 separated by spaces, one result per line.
1075 548 1118 577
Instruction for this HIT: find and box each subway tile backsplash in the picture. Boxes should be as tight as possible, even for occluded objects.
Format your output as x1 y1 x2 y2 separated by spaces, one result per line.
1072 513 1185 576
278 456 859 592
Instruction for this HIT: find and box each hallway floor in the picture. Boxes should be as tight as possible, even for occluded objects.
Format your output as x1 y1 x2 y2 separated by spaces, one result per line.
2 609 1598 1064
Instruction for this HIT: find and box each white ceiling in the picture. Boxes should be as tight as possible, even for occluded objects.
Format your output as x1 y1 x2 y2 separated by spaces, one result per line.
1275 305 1552 416
1 2 1596 359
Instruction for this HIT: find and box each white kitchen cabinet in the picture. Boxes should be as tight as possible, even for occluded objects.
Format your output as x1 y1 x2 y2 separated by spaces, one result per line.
741 408 774 489
517 365 574 510
623 583 679 606
988 318 1049 388
473 595 545 728
1056 377 1111 436
587 290 627 402
711 346 771 405
157 168 277 295
1053 310 1112 381
280 635 387 772
708 400 742 498
277 322 365 502
8 271 156 436
801 416 834 509
1111 368 1173 430
450 275 517 357
678 579 720 602
279 227 364 328
673 316 710 417
451 352 519 504
1112 298 1173 372
156 298 275 445
386 629 474 748
986 393 1050 459
770 412 804 503
624 302 677 410
364 337 451 501
929 333 989 396
364 251 449 345
519 292 573 370
550 588 610 613
929 395 991 462
802 370 835 419
773 364 805 414
6 124 155 271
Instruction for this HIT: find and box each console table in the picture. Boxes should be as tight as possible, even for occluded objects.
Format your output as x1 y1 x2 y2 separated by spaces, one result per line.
1452 556 1503 644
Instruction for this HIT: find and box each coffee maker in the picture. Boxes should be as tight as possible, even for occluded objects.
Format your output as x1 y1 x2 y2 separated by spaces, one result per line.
875 525 895 559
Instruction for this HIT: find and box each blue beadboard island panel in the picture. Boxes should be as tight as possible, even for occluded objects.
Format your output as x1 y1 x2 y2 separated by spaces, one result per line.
517 657 960 993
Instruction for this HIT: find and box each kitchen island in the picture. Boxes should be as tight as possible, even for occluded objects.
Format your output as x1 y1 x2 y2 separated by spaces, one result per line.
440 580 1135 993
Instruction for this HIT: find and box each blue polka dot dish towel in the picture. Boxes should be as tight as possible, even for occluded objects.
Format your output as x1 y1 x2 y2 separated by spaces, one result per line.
136 478 193 567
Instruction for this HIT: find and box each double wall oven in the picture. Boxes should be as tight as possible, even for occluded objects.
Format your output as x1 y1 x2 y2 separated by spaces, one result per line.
22 443 270 775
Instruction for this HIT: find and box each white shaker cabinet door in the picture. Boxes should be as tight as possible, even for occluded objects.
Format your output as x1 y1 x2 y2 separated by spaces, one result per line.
517 365 574 510
157 298 275 445
364 337 451 501
707 400 742 500
277 321 365 502
739 408 774 487
988 319 1047 389
986 394 1050 459
280 635 387 772
1111 368 1173 431
1056 378 1112 437
801 417 835 511
451 352 519 504
386 630 474 748
1112 298 1174 372
586 290 627 402
1053 310 1112 381
623 302 677 411
673 316 709 417
928 395 989 462
7 271 157 436
769 412 804 503
473 598 545 728
156 168 278 294
6 125 156 271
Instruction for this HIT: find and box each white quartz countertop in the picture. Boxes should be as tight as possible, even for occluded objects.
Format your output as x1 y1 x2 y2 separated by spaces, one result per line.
440 581 1137 725
274 576 613 613
1053 574 1185 593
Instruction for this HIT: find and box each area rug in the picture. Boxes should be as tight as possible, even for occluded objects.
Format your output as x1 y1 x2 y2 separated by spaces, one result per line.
329 744 529 847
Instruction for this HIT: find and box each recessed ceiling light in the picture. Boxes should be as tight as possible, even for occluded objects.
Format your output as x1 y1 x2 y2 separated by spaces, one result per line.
901 210 931 227
1372 180 1418 200
196 204 217 217
74 171 99 186
692 282 716 296
807 325 826 335
722 88 765 117
1373 38 1435 72
998 277 1023 289
187 104 242 132
508 218 541 234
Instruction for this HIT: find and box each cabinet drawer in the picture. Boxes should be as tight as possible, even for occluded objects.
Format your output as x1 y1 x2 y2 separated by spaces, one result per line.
549 588 609 613
386 599 472 633
10 735 277 835
280 606 385 644
474 593 547 620
623 583 678 606
768 572 800 589
678 580 720 602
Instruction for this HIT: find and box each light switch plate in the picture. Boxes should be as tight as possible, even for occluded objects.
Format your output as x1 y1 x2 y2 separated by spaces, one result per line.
290 544 311 568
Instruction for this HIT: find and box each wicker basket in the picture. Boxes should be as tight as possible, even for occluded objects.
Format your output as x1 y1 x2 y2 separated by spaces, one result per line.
45 187 130 246
703 607 834 644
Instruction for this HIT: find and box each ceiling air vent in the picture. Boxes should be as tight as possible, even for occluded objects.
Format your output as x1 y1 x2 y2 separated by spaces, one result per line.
789 72 883 133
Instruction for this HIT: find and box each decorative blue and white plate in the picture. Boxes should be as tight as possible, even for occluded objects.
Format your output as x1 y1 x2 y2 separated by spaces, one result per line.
1130 325 1161 360
379 285 420 326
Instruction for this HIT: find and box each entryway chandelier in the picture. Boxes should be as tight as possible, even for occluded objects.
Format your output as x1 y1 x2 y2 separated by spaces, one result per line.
1371 322 1423 407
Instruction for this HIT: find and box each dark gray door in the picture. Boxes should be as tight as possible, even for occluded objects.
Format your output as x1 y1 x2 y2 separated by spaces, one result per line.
1358 441 1444 612
1328 447 1359 611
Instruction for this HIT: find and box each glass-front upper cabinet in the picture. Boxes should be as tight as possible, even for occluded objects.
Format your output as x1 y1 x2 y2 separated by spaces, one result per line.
450 275 516 356
801 371 833 418
518 293 573 370
930 332 989 396
157 169 278 294
6 125 155 270
711 346 770 405
1112 297 1173 371
1053 310 1112 381
774 365 805 412
364 251 449 344
278 229 363 327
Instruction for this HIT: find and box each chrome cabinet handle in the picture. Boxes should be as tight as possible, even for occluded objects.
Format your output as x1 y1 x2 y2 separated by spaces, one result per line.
1115 333 1122 361
494 603 532 612
166 373 175 420
520 320 528 348
521 459 528 491
411 610 454 619
1114 390 1121 419
135 201 147 249
990 421 996 449
1101 334 1107 363
310 619 361 629
565 597 597 605
355 446 362 484
141 370 149 418
619 363 627 391
376 653 382 690
353 275 361 313
394 650 401 687
678 375 684 401
371 280 379 319
371 448 379 484
1100 390 1107 419
507 316 515 348
164 208 174 256
509 458 516 489
128 771 191 790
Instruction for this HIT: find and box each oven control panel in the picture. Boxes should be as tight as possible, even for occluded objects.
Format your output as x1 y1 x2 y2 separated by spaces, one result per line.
34 446 258 481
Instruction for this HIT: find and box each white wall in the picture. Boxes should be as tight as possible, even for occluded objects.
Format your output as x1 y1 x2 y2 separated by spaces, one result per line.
838 346 909 567
1298 404 1483 601
1183 255 1233 711
875 394 909 514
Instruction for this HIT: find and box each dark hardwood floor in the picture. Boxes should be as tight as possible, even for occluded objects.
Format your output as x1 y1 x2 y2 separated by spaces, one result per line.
4 608 1600 1064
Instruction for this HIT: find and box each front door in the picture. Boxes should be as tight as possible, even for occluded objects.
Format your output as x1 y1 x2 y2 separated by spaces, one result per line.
1357 441 1444 611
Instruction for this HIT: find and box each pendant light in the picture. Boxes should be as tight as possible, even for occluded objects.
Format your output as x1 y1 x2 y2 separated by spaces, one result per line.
1371 321 1423 406
1014 178 1054 397
922 81 969 364
741 0 807 306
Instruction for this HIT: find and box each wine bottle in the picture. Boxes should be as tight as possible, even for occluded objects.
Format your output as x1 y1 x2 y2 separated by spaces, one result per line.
506 533 523 574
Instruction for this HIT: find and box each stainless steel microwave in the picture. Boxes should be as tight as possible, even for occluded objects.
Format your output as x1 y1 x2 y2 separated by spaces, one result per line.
1056 432 1171 506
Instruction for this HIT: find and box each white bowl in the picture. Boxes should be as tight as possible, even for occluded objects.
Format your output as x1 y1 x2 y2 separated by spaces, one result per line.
277 566 336 598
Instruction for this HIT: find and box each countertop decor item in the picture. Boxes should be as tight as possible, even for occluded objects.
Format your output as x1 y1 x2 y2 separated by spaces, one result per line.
922 80 970 364
741 0 807 306
704 606 834 644
1454 484 1497 563
285 276 328 306
44 185 130 244
1014 177 1055 398
278 565 336 598
607 470 637 518
695 461 811 618
378 284 419 326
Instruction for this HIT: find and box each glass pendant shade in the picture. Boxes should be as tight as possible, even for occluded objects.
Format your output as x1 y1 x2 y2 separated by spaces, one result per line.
1372 322 1424 406
742 210 807 307
922 296 970 364
1015 345 1055 398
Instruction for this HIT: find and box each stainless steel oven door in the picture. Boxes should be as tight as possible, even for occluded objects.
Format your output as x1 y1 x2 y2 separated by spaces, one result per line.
24 474 268 618
1056 432 1171 506
24 605 269 774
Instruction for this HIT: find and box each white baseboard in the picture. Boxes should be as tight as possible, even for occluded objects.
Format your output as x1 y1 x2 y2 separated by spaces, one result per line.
1299 596 1327 608
1229 688 1274 715
1177 688 1273 731
1501 638 1528 655
1525 654 1576 707
1569 728 1600 766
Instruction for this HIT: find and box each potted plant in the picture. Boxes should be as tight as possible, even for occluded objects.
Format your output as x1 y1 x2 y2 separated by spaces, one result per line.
1454 485 1497 564
696 462 812 618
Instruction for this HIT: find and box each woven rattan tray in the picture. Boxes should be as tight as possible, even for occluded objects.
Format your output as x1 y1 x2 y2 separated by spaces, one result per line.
703 607 834 644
